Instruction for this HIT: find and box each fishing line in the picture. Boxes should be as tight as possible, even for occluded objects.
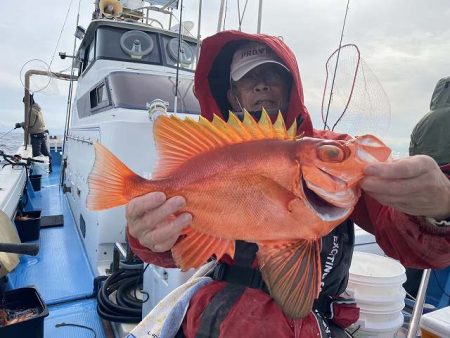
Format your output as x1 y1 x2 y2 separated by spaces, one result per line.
0 128 15 140
237 0 249 31
323 0 351 130
55 322 97 337
49 0 75 70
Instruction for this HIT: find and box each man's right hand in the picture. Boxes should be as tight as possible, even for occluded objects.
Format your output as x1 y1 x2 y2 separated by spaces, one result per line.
126 192 192 252
15 123 22 129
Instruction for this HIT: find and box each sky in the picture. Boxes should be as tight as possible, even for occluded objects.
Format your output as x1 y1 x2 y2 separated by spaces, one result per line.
1 0 449 155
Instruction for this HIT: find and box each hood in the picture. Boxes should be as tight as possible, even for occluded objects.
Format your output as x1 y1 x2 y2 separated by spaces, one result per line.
430 76 450 111
194 30 313 136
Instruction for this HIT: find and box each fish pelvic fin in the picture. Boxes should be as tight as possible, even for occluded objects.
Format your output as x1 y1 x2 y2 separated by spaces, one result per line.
172 227 235 271
257 239 321 319
87 142 147 210
152 111 295 179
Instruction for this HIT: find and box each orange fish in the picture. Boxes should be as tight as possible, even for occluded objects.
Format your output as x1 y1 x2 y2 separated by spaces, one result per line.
87 110 391 318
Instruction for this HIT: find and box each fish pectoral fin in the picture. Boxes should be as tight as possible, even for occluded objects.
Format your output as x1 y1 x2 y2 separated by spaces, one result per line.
172 227 235 271
257 239 321 319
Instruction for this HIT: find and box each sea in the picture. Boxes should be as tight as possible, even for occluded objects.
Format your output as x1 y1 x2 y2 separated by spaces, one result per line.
0 132 25 154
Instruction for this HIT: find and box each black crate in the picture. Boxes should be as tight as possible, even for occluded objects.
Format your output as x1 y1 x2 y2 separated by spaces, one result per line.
0 287 49 338
14 210 41 242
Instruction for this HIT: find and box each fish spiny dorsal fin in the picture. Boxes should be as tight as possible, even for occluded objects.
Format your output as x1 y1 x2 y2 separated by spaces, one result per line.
258 108 275 138
241 110 266 139
287 118 298 139
197 116 233 145
273 111 289 140
212 114 244 142
227 111 254 141
153 115 217 178
153 111 295 178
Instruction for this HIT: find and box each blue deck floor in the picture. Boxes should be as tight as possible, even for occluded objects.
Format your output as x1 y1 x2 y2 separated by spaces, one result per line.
6 151 108 338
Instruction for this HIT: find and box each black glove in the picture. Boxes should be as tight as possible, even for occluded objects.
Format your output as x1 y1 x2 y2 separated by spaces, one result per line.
15 123 22 129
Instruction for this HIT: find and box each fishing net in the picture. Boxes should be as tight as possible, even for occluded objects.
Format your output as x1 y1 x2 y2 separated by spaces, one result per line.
19 59 67 95
321 44 391 137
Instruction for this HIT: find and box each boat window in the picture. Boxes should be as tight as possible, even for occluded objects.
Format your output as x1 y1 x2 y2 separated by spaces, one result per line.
88 40 96 64
81 35 96 74
107 71 200 114
90 82 110 111
96 26 161 65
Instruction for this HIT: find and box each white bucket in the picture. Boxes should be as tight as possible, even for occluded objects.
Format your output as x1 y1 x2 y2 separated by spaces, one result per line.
349 311 404 338
346 251 407 337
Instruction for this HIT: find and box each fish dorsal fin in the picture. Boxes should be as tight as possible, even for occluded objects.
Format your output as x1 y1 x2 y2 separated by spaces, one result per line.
152 112 295 178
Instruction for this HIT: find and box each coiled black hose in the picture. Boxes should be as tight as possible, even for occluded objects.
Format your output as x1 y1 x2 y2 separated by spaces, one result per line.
96 269 145 323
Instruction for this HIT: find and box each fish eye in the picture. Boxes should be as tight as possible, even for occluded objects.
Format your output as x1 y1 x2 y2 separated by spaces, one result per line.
317 144 345 162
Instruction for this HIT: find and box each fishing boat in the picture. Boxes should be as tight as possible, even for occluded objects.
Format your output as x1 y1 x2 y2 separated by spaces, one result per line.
0 1 448 337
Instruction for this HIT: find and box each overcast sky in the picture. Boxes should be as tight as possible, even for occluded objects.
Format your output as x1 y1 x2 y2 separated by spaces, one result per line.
1 0 449 155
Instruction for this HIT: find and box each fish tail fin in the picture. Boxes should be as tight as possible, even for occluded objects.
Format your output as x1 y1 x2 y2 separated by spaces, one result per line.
257 239 321 319
87 142 143 210
172 227 235 271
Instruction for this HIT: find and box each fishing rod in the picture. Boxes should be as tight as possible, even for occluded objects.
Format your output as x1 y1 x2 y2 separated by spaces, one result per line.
0 127 15 140
173 0 184 114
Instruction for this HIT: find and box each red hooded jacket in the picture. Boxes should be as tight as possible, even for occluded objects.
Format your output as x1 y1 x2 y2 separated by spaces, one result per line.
128 31 450 337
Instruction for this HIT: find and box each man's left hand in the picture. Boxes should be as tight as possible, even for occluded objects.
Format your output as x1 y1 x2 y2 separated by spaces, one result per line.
360 155 450 220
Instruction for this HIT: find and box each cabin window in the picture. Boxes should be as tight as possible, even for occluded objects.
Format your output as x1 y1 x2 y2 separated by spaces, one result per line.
107 71 200 114
89 82 110 111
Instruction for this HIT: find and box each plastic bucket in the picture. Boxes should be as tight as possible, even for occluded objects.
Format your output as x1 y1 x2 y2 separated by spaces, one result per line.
29 175 42 191
347 252 407 337
349 252 406 285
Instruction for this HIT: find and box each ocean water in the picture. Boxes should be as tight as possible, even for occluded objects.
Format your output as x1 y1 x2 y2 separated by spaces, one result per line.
0 132 25 154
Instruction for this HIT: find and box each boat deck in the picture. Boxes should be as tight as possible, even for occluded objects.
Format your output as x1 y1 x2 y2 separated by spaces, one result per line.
6 152 109 338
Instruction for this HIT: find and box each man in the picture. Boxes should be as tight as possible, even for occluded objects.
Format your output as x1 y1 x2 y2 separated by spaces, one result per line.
410 76 450 166
16 97 52 171
126 31 450 337
405 76 450 298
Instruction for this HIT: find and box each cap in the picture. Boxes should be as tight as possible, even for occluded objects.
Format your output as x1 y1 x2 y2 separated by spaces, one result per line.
230 42 289 81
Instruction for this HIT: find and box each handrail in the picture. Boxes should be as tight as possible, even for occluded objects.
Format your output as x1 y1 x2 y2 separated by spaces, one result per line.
407 269 431 338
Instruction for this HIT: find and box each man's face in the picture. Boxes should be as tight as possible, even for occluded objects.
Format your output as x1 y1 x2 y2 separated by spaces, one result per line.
227 63 291 114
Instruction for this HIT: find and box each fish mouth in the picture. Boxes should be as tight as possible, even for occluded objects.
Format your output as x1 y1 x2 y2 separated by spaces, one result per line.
301 177 351 222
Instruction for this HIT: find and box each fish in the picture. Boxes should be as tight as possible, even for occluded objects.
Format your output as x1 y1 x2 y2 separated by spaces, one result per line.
86 110 391 318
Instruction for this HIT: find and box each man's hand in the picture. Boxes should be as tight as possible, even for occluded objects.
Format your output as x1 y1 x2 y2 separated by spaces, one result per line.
15 123 22 129
126 192 192 252
360 155 450 220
